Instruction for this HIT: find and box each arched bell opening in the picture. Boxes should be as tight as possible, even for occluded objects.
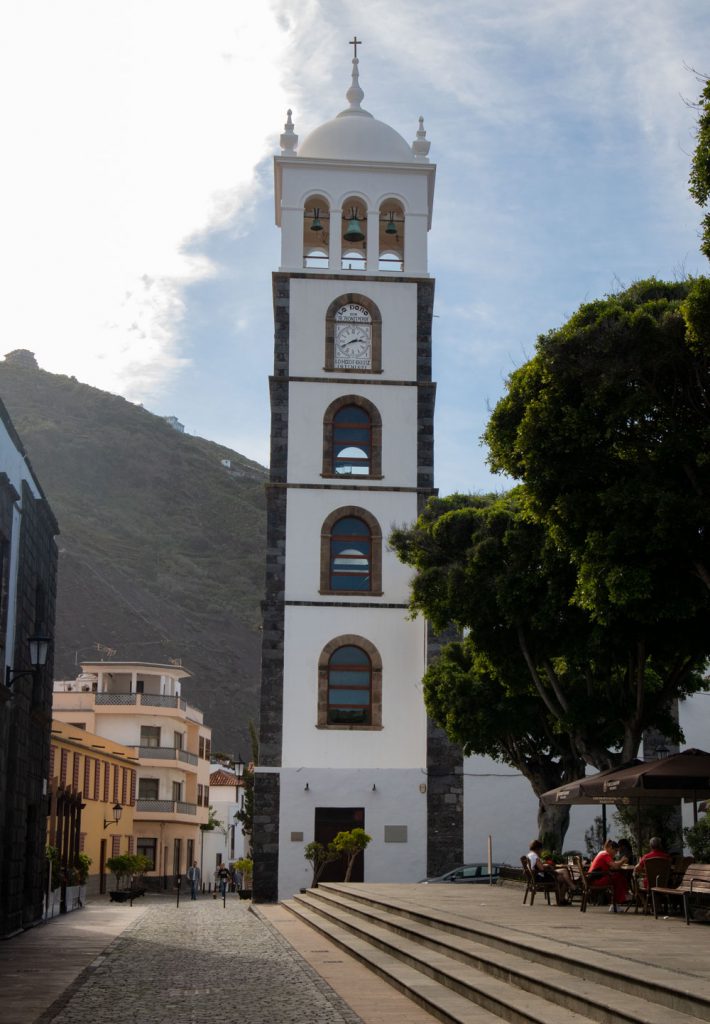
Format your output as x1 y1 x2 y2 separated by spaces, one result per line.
341 197 367 271
378 201 404 272
303 194 330 268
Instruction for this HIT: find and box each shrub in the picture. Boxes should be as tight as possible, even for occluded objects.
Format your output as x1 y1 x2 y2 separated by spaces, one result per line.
684 815 710 863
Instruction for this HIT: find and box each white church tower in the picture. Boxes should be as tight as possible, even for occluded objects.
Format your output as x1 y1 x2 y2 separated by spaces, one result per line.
254 44 462 902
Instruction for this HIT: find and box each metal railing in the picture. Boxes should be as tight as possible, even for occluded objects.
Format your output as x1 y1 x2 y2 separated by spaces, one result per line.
137 746 198 765
96 693 137 705
136 799 198 815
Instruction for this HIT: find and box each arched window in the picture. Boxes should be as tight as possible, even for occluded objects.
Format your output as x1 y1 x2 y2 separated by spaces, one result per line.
320 507 383 595
330 517 370 591
317 636 383 729
378 200 404 272
322 396 382 479
333 405 370 476
327 645 371 724
324 294 382 373
341 197 367 271
303 194 330 268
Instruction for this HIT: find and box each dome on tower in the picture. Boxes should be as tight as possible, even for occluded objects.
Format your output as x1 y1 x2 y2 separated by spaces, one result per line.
297 56 416 163
299 112 413 163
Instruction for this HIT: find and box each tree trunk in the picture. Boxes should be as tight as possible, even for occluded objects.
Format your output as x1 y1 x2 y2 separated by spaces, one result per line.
537 802 571 853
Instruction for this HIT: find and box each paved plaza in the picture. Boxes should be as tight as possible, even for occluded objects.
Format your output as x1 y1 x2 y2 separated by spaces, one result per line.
1 894 436 1024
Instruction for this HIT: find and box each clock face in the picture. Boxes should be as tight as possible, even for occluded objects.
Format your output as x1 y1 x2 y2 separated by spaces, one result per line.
334 304 372 369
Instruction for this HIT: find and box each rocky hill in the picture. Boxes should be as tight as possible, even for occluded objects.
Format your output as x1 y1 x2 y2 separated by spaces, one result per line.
0 351 266 754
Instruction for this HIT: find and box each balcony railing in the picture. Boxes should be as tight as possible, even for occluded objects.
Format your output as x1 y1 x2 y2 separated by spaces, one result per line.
94 693 190 712
138 746 198 765
136 799 198 815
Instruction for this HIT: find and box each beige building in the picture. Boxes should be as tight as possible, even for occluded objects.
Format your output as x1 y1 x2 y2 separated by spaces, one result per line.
53 661 212 885
49 720 138 896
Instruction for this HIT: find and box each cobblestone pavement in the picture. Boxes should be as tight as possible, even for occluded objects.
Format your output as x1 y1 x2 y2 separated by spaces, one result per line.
40 898 363 1024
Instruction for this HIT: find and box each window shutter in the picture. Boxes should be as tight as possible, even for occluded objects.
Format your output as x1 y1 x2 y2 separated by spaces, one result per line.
60 749 68 786
83 757 91 798
79 833 86 852
130 769 136 806
122 768 128 804
127 835 134 854
113 764 119 802
93 759 100 801
72 753 80 791
103 761 110 802
111 834 121 856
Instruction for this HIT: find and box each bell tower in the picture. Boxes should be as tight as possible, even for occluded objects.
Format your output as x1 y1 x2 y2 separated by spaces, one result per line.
254 48 462 901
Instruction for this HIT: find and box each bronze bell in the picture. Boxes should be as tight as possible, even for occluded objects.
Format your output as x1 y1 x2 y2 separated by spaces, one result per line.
343 208 365 243
385 214 397 235
310 208 323 232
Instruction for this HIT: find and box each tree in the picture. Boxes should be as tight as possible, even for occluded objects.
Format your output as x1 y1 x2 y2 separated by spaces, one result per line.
303 840 339 887
485 278 710 626
391 490 706 849
235 721 259 847
689 74 710 260
331 828 372 882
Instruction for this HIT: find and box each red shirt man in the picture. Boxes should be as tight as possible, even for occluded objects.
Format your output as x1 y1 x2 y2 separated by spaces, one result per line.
634 837 672 889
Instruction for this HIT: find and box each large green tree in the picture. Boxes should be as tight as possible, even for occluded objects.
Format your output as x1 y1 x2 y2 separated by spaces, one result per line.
391 492 704 849
485 279 710 623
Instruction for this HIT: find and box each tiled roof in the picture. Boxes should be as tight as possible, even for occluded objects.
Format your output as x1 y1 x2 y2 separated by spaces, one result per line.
210 769 239 786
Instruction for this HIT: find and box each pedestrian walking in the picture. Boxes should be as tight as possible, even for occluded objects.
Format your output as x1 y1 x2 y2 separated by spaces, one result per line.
218 864 230 898
187 860 201 900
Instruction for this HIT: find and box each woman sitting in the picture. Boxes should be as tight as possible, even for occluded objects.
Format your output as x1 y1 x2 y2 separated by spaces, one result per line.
588 839 629 911
526 840 573 903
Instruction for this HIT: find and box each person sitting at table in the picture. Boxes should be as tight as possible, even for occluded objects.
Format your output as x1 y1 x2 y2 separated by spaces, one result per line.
634 836 671 889
526 840 574 903
588 839 629 912
617 837 636 865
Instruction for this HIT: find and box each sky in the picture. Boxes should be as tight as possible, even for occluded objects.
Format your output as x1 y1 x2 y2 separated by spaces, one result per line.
1 0 708 496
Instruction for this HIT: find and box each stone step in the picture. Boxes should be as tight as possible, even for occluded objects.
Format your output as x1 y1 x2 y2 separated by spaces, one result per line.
290 889 710 1024
316 882 710 1021
284 899 580 1024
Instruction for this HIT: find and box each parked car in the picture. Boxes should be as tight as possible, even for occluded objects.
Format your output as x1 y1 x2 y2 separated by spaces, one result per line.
419 863 502 884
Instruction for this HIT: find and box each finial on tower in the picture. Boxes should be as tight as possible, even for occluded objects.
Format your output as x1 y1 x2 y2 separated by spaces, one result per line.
345 36 365 112
280 108 298 154
411 115 431 160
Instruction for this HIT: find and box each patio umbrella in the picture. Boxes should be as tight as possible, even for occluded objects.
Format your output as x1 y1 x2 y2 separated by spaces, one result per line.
542 750 710 806
541 749 710 852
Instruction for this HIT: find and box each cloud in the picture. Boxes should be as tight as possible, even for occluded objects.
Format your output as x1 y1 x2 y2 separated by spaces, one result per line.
0 1 292 397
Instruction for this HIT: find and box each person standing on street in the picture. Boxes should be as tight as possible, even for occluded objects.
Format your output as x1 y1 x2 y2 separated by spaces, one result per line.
218 864 230 898
187 860 201 900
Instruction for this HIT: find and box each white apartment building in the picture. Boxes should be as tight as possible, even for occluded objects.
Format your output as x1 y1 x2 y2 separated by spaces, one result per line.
53 661 212 883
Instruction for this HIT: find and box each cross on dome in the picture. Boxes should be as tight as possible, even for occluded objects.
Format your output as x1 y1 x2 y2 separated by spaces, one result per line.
349 36 362 59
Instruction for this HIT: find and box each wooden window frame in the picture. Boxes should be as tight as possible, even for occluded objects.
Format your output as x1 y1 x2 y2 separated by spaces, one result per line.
320 507 382 596
322 395 382 479
317 635 383 730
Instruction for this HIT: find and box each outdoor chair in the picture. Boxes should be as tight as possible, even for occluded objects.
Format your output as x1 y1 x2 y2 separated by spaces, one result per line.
520 856 557 906
635 858 671 915
573 855 615 913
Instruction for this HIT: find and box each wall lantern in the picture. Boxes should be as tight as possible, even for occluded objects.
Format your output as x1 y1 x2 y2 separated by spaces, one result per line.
104 802 123 829
6 633 52 688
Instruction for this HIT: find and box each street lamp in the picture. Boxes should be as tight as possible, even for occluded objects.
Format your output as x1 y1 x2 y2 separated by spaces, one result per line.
103 802 123 830
232 754 244 860
6 633 52 688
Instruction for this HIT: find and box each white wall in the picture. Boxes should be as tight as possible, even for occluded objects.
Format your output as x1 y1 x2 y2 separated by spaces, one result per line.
289 278 418 380
287 381 417 486
277 766 428 899
281 605 427 769
462 754 598 866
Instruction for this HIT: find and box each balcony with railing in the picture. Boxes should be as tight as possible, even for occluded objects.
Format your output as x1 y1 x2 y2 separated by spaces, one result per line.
138 746 199 766
135 799 198 817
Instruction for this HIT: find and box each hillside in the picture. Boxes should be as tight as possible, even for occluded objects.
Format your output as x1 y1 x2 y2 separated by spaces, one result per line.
0 353 267 753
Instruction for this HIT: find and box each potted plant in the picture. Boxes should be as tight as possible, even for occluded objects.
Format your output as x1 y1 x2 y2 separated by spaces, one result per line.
234 857 253 898
331 828 372 882
107 853 133 892
304 840 338 888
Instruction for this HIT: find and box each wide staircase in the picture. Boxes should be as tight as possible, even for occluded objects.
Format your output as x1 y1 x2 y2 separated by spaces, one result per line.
282 882 710 1024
